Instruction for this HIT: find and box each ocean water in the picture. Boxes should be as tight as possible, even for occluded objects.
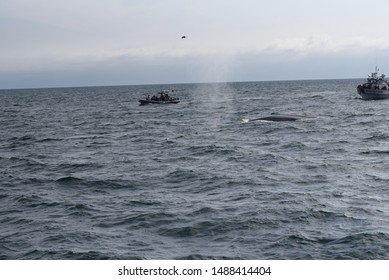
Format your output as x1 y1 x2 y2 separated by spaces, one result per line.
1 79 389 260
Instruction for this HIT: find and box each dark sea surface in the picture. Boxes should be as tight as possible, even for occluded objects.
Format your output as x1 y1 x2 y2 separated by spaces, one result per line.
1 79 389 260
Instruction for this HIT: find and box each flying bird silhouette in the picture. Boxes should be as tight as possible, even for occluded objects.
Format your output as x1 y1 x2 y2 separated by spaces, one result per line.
181 36 186 39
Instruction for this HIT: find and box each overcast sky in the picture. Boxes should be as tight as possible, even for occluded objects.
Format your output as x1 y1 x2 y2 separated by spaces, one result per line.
1 0 389 89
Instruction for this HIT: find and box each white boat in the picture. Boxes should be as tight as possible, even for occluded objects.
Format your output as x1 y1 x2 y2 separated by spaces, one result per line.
357 67 389 100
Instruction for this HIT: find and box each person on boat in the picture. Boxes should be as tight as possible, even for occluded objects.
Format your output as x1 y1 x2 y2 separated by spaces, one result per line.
160 92 169 101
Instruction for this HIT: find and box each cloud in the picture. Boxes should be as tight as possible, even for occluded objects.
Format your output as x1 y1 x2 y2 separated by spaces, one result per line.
261 35 389 57
3 0 389 88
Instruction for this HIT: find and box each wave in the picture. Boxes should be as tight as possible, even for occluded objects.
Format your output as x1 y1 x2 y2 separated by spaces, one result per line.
177 254 240 260
186 144 238 157
54 176 138 190
2 156 46 168
363 133 389 141
9 135 36 142
65 203 95 217
14 194 60 209
166 169 200 183
35 137 62 143
328 232 389 245
21 249 118 260
325 232 389 259
268 231 389 259
55 162 103 173
360 149 389 155
55 176 84 184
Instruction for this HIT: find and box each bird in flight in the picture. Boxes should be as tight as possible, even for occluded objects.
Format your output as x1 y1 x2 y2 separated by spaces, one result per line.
181 36 186 39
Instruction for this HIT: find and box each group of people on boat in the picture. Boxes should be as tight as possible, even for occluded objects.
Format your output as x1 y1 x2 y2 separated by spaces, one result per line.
357 66 389 100
358 84 388 90
145 90 179 102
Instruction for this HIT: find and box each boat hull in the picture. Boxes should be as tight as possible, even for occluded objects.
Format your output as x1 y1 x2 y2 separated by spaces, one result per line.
139 99 180 105
357 87 389 100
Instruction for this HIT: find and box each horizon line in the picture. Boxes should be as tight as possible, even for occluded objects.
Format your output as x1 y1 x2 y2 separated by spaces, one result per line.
0 77 364 91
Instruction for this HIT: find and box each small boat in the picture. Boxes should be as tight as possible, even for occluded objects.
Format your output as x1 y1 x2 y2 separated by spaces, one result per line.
139 99 180 105
357 67 389 100
139 90 180 105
